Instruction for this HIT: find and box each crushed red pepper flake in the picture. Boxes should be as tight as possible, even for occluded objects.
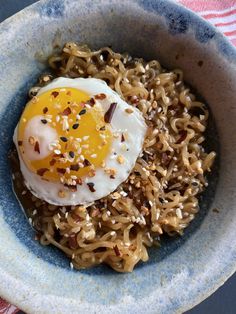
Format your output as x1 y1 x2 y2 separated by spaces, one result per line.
70 164 80 171
64 183 77 192
43 107 48 114
176 130 187 144
110 175 115 179
37 168 49 176
50 159 56 166
121 133 125 142
104 102 117 123
76 178 83 185
89 98 95 106
99 126 106 131
95 93 106 100
18 140 23 146
51 91 59 98
87 182 96 192
83 159 91 167
113 245 121 256
34 141 40 154
57 168 66 174
62 107 72 116
68 235 78 249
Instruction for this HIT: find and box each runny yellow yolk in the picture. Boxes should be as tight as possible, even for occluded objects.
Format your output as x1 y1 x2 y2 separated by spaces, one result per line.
17 87 112 184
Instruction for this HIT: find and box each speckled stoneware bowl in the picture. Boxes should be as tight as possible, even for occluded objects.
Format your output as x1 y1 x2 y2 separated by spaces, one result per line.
0 0 236 313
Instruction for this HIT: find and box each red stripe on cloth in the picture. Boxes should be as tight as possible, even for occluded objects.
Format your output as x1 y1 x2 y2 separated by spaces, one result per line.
215 20 236 27
203 8 236 19
224 29 236 37
179 0 236 12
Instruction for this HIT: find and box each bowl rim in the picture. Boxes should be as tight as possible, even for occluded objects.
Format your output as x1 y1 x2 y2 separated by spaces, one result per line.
0 0 236 313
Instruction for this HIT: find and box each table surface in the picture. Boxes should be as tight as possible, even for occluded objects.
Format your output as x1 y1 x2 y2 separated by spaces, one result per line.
0 1 236 313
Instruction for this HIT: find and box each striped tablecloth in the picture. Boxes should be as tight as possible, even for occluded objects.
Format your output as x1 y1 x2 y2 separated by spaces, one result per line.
1 0 236 313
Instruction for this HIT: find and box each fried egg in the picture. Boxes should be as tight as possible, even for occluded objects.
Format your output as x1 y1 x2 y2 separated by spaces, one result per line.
13 77 147 205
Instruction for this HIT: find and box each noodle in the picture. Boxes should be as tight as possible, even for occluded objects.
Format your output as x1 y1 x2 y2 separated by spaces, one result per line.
15 43 216 272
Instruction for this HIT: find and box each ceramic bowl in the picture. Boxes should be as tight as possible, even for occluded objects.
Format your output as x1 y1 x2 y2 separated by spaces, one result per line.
0 0 236 313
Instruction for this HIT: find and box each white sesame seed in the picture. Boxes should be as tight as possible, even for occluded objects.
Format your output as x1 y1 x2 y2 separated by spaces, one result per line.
91 154 97 158
32 209 37 216
54 149 61 155
111 219 116 224
81 144 89 149
21 190 27 195
28 218 33 225
107 211 111 216
120 191 128 197
98 222 101 228
110 231 116 236
173 156 177 160
70 262 74 269
83 135 90 141
65 212 68 219
72 253 75 259
176 208 183 219
149 200 153 207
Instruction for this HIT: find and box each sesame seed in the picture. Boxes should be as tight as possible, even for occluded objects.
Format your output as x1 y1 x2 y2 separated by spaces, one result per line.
32 209 37 216
176 208 183 219
110 231 116 236
83 135 90 141
21 190 27 195
70 262 74 269
54 149 61 155
91 154 97 158
107 211 111 216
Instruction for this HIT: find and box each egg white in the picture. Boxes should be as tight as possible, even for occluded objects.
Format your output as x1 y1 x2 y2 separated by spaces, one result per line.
14 77 147 206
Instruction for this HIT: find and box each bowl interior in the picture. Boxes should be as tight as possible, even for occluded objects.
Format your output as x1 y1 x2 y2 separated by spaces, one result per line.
0 1 236 313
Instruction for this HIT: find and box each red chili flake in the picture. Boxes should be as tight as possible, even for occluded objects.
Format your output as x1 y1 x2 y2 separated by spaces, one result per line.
83 159 91 167
161 152 170 165
57 168 66 174
71 213 82 223
34 141 40 154
51 91 59 98
121 133 125 142
68 234 78 249
70 164 80 171
113 245 121 256
99 126 106 131
60 136 68 142
104 102 117 123
64 184 77 192
18 140 23 146
87 182 95 192
37 168 49 176
95 93 106 100
89 98 95 106
62 107 72 116
50 159 56 166
76 178 83 185
176 130 187 144
43 107 48 114
110 175 115 179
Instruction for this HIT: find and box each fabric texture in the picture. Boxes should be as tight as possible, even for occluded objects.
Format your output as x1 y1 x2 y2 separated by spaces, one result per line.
0 0 235 313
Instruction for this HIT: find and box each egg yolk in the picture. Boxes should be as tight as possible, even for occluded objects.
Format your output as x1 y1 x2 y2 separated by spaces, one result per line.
17 87 112 186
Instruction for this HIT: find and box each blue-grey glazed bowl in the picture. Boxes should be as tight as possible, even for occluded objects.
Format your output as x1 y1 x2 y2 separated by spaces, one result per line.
0 1 236 313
